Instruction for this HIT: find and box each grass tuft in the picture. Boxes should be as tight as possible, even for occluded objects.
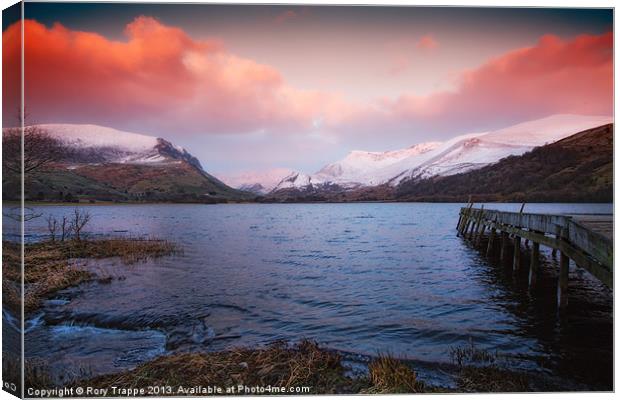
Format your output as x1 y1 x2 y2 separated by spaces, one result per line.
82 340 364 394
449 340 531 392
9 339 535 394
62 237 179 265
365 354 425 393
450 338 497 367
457 365 530 392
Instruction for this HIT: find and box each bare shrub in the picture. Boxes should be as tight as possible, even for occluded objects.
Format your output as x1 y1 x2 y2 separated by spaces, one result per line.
70 208 91 241
60 216 70 241
46 215 58 242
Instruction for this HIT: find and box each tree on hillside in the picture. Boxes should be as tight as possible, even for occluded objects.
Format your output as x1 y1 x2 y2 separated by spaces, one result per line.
3 113 69 222
2 124 67 176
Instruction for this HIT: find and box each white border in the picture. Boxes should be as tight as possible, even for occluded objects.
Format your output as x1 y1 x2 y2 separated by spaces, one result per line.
0 1 615 400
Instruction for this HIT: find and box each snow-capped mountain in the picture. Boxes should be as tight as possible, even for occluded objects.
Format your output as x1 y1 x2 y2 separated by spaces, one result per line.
395 122 613 203
392 114 614 184
272 114 613 192
42 124 159 152
219 168 294 194
15 124 249 202
316 142 442 186
275 142 441 190
40 124 203 170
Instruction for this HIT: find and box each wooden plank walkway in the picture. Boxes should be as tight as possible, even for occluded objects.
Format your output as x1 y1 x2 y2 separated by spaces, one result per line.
570 215 613 241
457 206 613 309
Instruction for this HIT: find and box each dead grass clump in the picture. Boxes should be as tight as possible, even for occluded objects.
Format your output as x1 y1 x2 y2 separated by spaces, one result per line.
24 266 93 312
3 355 55 394
450 339 497 367
3 279 22 315
450 340 531 392
61 238 179 264
2 241 22 281
457 365 530 392
84 340 363 395
23 243 65 270
14 262 93 313
365 354 425 393
2 237 178 314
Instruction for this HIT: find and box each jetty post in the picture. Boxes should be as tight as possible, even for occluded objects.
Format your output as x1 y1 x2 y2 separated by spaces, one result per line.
513 235 521 271
529 240 540 288
486 224 496 257
500 231 509 263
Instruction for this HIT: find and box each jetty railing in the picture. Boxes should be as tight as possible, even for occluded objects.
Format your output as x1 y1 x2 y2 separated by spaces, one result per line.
457 206 613 308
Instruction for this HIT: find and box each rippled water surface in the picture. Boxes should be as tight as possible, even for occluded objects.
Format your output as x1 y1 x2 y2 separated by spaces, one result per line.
10 203 614 389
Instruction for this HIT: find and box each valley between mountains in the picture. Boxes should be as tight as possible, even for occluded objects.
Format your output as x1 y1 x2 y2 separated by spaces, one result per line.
3 114 613 204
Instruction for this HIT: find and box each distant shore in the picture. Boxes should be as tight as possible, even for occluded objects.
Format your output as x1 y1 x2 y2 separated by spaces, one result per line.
2 198 614 208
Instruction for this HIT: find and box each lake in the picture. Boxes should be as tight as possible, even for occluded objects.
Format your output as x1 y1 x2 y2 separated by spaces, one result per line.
7 202 614 389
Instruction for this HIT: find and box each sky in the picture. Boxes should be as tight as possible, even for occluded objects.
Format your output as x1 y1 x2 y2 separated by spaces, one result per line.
2 4 613 185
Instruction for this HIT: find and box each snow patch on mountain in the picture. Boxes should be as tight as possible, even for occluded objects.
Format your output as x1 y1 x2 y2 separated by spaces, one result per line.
40 124 158 152
273 141 442 190
37 124 203 169
218 168 295 194
480 114 613 147
314 142 442 186
393 114 613 184
276 172 316 190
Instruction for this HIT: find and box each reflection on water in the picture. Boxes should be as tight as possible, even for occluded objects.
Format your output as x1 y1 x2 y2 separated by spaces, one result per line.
9 203 613 389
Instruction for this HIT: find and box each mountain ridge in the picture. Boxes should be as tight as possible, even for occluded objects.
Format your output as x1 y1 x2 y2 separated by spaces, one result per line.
5 116 612 204
261 122 613 203
267 114 612 195
395 123 613 203
4 124 252 203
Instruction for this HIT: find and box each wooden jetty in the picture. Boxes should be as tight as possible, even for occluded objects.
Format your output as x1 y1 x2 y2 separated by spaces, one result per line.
457 205 613 308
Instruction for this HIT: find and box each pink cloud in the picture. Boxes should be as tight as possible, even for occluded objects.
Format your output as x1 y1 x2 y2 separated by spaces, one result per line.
4 17 352 134
3 17 612 142
361 31 613 136
416 35 438 50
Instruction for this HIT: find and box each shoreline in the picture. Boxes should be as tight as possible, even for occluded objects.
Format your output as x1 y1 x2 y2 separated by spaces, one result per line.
3 200 615 207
